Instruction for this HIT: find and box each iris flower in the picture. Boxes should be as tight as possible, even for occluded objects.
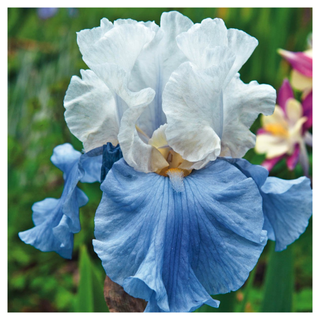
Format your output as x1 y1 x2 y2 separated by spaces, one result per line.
19 11 312 312
255 79 312 175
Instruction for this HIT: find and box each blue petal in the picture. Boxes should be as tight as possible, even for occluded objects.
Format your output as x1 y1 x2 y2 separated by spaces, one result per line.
80 146 103 183
19 143 102 258
260 176 312 251
93 159 267 312
226 158 312 251
19 198 74 259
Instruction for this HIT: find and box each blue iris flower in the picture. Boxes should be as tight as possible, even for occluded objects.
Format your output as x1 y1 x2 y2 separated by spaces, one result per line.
19 11 312 313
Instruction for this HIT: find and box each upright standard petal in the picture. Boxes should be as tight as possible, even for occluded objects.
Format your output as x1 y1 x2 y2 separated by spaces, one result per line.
77 19 154 73
77 17 156 129
64 69 119 152
176 18 258 86
78 20 155 105
220 74 276 158
163 57 234 165
93 159 267 312
19 144 103 258
130 11 194 136
176 18 228 69
228 158 312 251
224 28 258 85
77 17 167 173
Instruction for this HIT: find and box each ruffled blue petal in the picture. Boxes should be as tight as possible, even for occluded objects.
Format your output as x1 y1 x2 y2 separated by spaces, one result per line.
19 143 102 259
260 176 312 251
93 158 267 312
226 158 312 251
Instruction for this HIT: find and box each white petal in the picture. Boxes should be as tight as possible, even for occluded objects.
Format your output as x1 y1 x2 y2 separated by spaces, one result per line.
64 70 119 151
77 19 155 73
163 60 234 164
149 124 168 149
220 74 276 158
129 11 194 137
75 18 113 51
224 29 258 85
118 103 169 174
176 18 228 69
178 154 215 171
114 18 159 33
255 134 289 158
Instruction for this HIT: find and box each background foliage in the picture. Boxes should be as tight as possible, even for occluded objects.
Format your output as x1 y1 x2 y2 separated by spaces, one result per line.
8 7 312 312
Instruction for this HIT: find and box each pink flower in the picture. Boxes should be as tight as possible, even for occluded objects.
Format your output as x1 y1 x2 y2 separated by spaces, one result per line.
278 47 312 98
255 79 312 175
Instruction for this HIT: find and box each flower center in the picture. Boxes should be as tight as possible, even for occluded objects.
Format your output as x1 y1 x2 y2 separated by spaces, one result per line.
156 149 192 177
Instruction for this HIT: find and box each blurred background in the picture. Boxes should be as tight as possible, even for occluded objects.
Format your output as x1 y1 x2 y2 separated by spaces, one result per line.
8 7 312 312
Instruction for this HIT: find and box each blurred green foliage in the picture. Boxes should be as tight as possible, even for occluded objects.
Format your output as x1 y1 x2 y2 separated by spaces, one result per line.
8 7 312 312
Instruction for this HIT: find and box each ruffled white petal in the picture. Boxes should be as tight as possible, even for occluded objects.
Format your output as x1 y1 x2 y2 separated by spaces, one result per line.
129 11 194 137
78 20 156 117
224 29 258 85
64 69 119 151
163 58 234 164
75 18 113 53
77 20 155 73
176 20 258 87
220 74 276 158
114 18 160 33
176 18 228 69
67 13 277 173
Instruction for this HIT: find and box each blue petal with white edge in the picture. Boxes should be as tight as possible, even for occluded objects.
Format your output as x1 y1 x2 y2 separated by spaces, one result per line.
93 158 267 312
226 158 312 251
19 143 102 259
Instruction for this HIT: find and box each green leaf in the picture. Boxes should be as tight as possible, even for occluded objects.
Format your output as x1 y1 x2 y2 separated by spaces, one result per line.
260 242 294 312
73 245 109 312
239 265 257 311
293 288 312 312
